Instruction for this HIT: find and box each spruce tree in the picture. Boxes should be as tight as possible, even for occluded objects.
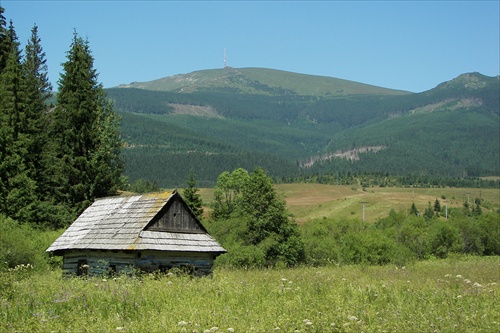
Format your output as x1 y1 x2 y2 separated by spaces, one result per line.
0 6 9 72
22 25 52 193
50 32 123 216
183 171 204 220
0 20 38 223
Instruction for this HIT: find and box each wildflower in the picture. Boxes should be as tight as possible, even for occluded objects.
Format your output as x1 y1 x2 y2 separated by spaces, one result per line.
116 327 124 331
210 327 219 332
444 274 452 278
178 321 188 327
330 323 336 328
473 282 483 288
348 315 358 321
281 278 287 282
464 279 471 284
303 319 313 326
457 295 462 299
227 328 235 333
455 275 463 279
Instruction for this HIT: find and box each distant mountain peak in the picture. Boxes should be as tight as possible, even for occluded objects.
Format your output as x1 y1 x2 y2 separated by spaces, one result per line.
436 72 491 90
116 67 410 97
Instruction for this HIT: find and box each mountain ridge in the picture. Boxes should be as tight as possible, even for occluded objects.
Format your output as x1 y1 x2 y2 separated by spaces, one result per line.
107 69 499 187
117 67 412 97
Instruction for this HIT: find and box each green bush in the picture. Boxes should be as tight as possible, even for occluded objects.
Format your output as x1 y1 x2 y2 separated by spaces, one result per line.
0 215 62 272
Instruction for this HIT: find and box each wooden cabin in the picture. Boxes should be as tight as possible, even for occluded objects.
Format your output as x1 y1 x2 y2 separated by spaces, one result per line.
46 191 226 276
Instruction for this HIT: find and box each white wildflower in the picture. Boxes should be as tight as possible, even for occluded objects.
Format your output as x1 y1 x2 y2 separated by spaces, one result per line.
210 327 219 332
178 321 188 327
303 319 313 326
116 327 124 331
473 282 483 288
455 275 463 279
348 315 358 321
227 328 234 333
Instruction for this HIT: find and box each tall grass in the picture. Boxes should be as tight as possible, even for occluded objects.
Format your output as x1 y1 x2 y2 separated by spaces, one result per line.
1 257 498 332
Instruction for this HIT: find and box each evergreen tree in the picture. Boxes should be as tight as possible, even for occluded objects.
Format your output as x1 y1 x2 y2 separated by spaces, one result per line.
424 201 434 220
182 171 204 220
409 202 419 216
0 20 39 223
49 32 124 216
0 6 9 72
434 198 441 217
21 25 52 194
473 198 482 216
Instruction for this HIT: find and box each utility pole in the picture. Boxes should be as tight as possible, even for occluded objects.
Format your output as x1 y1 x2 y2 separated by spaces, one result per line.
360 202 368 222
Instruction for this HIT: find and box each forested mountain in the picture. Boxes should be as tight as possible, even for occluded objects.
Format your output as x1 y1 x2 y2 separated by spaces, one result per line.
107 68 499 187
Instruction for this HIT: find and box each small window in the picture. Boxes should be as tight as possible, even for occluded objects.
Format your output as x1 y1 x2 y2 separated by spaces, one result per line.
77 259 88 276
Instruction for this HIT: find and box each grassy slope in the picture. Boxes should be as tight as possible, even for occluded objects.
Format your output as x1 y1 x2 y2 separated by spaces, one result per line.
119 67 411 96
195 184 500 223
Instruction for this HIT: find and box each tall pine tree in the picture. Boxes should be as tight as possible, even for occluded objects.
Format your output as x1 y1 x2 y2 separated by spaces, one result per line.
0 20 38 223
49 32 123 216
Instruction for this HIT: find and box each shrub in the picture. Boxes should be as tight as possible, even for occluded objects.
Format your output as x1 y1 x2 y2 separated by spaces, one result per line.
0 215 62 272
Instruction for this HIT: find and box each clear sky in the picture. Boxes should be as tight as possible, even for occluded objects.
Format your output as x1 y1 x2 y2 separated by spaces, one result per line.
3 1 499 92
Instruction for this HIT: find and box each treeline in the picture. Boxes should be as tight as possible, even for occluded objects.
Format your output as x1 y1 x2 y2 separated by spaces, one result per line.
293 172 500 189
0 6 123 229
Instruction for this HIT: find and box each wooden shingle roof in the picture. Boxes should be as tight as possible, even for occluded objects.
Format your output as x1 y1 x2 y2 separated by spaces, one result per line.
47 191 226 254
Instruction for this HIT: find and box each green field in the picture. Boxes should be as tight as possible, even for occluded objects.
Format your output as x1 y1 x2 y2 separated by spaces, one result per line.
1 184 499 331
197 184 499 223
1 257 498 332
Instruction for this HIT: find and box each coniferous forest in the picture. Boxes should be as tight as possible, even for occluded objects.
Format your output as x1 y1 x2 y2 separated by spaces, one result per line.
0 6 123 229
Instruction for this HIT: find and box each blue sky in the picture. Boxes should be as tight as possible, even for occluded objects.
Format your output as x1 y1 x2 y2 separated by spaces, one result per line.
3 1 499 92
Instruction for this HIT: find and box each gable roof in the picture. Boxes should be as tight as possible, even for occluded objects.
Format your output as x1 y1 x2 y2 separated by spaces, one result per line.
47 191 226 254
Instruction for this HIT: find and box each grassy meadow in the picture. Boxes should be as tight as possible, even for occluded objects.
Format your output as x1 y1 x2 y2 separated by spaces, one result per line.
1 257 499 332
199 184 500 223
1 184 499 332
